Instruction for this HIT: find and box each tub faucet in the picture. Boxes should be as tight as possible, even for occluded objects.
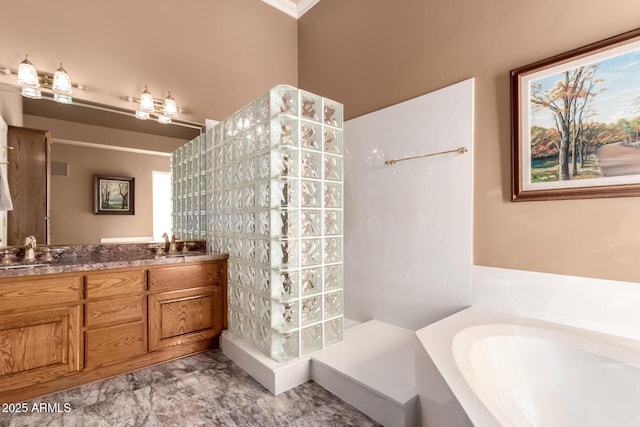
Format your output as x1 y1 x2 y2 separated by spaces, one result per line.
24 235 36 262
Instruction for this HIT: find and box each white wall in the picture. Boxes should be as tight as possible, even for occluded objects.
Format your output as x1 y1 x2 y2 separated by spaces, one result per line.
343 79 474 330
473 266 640 341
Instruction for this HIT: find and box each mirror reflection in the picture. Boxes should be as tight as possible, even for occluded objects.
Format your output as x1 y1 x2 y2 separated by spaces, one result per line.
0 85 202 248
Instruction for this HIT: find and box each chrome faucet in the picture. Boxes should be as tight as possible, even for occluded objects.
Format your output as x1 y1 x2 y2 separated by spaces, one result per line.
24 235 36 262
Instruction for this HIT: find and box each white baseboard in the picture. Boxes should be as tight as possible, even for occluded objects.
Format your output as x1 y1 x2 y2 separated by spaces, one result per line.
220 331 310 395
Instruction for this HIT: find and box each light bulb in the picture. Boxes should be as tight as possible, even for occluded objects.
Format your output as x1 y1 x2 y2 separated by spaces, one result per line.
17 55 39 88
163 92 178 117
140 85 154 112
52 63 72 95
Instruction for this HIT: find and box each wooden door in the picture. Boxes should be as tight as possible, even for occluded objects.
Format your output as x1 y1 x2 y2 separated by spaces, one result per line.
0 305 82 392
7 126 50 246
149 286 222 351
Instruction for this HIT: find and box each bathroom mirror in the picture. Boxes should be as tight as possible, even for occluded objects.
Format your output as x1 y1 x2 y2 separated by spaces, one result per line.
0 85 202 248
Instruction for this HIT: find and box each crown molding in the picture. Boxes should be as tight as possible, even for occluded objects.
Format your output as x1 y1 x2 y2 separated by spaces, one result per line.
261 0 321 19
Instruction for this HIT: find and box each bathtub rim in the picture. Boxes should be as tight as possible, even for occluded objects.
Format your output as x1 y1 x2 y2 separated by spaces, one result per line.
416 306 640 427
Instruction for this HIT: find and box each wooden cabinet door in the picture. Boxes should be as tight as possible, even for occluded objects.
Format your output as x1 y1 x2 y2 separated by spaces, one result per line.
149 286 222 351
6 126 50 246
0 306 82 392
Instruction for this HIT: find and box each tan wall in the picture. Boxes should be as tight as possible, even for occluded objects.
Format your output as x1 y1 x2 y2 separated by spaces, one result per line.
48 144 170 245
0 0 298 123
22 116 174 245
298 0 640 283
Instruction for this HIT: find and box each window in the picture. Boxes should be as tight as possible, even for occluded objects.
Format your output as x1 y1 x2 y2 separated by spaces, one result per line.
152 171 171 241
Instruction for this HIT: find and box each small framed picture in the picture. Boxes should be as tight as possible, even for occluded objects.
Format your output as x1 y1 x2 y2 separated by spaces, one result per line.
511 27 640 201
94 175 135 215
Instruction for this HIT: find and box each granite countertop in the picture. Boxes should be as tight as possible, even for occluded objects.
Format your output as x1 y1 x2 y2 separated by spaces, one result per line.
0 242 228 279
0 253 228 279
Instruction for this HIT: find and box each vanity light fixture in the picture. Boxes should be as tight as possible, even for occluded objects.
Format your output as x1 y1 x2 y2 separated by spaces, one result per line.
17 55 41 99
2 54 87 101
123 88 185 124
52 63 73 104
139 86 155 113
163 92 178 117
52 63 73 95
17 55 39 88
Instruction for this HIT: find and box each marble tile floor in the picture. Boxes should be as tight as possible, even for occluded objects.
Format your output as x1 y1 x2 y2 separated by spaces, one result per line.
0 349 382 427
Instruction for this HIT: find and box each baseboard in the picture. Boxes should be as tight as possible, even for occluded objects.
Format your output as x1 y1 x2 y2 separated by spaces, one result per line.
220 331 310 395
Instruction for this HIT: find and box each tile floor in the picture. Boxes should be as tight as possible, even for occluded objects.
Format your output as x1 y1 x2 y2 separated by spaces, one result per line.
0 349 381 427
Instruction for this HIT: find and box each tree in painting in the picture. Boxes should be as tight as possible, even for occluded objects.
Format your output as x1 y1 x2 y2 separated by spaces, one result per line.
531 65 603 181
101 180 113 209
529 50 640 183
98 179 130 210
118 182 129 209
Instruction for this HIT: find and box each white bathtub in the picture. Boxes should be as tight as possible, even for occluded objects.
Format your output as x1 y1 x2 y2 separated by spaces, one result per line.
416 307 640 427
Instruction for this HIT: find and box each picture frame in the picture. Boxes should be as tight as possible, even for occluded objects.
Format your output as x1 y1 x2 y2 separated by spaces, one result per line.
511 27 640 201
94 175 135 215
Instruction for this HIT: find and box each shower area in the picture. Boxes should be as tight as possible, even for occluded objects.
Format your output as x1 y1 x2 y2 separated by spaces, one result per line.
172 85 344 361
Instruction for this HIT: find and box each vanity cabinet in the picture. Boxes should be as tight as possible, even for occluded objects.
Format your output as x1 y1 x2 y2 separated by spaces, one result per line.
0 258 227 404
0 275 82 392
148 262 224 351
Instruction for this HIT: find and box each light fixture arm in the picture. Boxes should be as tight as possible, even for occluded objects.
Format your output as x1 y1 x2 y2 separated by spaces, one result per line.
121 95 187 114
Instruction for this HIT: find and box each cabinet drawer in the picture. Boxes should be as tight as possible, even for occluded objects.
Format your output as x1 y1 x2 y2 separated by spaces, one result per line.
85 296 145 329
148 262 222 292
85 270 146 299
85 322 146 368
0 276 81 311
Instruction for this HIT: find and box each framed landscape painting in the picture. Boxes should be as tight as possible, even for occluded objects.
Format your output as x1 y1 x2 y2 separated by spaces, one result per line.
511 28 640 201
94 175 135 215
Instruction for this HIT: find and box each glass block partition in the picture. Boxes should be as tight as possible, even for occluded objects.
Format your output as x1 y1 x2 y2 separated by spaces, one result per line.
173 85 344 361
172 133 207 241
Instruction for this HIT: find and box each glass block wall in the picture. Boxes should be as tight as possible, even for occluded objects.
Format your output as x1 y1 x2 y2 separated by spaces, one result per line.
172 133 207 241
173 85 344 361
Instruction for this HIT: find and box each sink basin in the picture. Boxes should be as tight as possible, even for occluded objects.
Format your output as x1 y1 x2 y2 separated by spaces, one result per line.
0 263 48 270
158 252 205 259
